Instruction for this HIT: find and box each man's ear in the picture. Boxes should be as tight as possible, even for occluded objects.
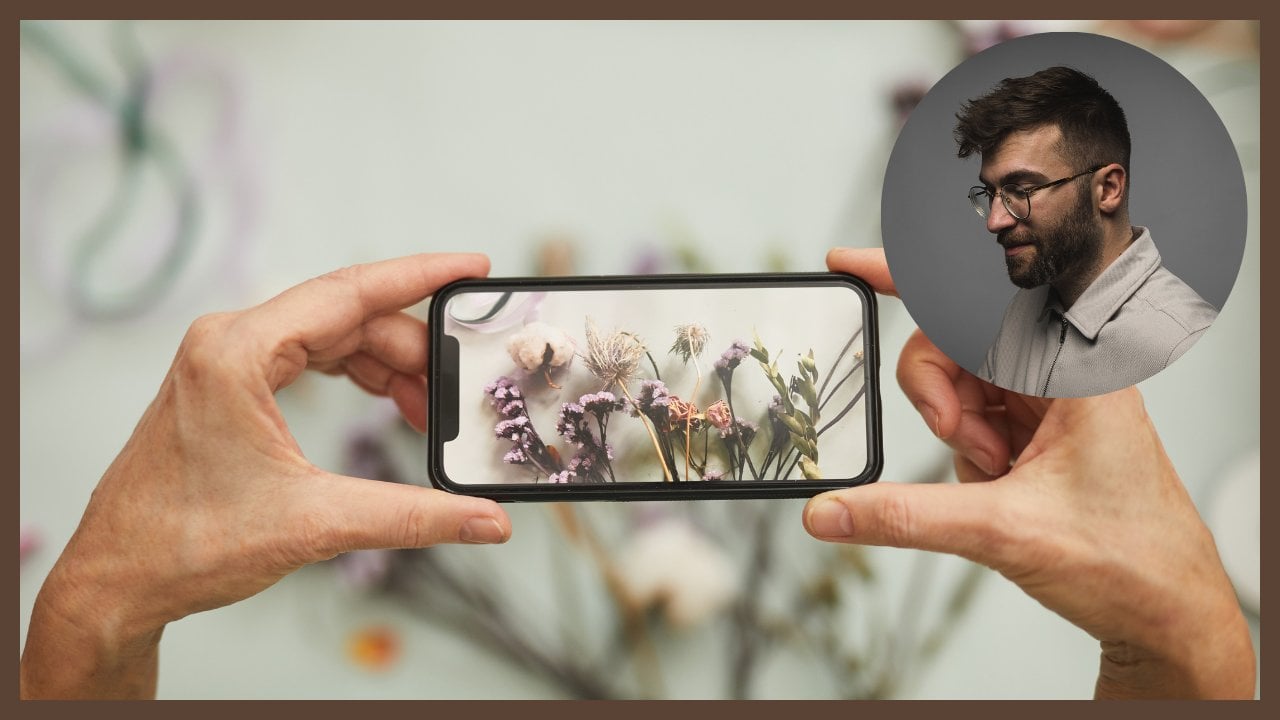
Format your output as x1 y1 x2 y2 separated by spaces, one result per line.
1096 163 1127 215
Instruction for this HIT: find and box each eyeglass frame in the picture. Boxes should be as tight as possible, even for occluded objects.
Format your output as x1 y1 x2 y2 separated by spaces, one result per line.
968 165 1105 221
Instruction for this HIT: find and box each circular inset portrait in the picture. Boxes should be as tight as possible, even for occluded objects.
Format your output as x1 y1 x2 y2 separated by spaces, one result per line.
882 32 1246 398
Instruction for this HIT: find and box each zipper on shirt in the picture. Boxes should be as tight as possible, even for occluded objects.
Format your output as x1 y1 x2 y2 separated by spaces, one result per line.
1041 314 1069 397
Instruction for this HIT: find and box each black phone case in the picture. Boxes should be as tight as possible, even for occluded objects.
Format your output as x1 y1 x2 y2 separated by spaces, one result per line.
428 272 882 501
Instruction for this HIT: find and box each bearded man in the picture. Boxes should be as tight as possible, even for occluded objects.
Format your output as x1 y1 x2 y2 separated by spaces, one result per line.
958 66 1217 397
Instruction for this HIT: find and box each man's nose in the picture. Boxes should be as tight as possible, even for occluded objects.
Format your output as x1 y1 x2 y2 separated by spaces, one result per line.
985 196 1018 234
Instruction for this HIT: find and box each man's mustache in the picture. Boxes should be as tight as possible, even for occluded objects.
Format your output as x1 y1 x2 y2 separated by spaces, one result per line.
998 230 1037 248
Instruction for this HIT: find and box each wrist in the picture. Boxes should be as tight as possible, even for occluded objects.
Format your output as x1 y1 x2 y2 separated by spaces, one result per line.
21 543 167 698
1095 592 1254 699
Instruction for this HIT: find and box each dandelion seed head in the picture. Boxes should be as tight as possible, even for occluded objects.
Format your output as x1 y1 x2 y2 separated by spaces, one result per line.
671 323 710 363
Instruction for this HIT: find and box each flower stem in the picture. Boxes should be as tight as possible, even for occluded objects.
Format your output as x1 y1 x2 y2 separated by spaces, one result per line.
685 361 702 482
617 383 673 483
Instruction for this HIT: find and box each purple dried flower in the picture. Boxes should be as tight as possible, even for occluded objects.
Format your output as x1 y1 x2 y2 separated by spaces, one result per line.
720 419 759 447
553 390 623 483
713 340 751 373
632 380 671 415
485 376 562 479
548 471 574 484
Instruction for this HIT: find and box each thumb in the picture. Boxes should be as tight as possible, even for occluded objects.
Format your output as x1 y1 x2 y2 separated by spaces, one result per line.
298 473 512 557
803 481 1009 568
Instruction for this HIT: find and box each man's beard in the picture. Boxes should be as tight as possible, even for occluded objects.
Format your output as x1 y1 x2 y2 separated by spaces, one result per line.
999 187 1103 290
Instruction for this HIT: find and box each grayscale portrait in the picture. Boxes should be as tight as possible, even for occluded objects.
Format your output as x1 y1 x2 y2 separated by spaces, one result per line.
882 32 1246 398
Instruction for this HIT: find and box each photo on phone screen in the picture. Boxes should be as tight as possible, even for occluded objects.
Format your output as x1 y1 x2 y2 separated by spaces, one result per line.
429 275 880 498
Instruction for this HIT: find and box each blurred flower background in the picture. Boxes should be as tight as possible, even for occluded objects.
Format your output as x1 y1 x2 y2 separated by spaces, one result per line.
19 20 1259 698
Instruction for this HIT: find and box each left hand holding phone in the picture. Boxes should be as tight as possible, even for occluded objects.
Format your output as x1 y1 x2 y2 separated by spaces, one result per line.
20 253 512 699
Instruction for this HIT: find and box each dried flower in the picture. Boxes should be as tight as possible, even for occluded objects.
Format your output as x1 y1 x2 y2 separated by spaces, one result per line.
667 396 700 426
670 323 709 364
702 469 725 481
553 391 625 483
713 340 751 373
720 418 759 446
485 376 562 479
581 318 646 391
616 518 739 628
704 400 732 430
507 322 576 378
547 471 574 484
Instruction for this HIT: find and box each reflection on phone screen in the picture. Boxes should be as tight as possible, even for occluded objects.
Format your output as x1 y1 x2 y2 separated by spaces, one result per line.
441 285 868 485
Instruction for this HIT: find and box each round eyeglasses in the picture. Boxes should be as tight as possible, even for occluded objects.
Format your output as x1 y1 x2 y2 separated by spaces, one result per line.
968 166 1103 221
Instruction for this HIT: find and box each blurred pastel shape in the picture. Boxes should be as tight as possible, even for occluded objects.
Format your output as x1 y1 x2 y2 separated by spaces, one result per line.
346 624 402 671
446 291 546 334
617 517 738 628
20 523 41 565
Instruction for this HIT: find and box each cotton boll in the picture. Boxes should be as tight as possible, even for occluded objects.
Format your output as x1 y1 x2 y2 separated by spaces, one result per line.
506 322 576 375
617 518 738 628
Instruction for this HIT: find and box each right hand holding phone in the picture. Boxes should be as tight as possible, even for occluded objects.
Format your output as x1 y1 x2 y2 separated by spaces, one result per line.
806 247 1253 699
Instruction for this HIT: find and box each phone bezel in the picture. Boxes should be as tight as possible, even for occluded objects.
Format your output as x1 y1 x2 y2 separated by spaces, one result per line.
427 272 882 501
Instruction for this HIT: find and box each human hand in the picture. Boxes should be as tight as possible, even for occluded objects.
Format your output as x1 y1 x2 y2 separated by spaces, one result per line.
20 254 513 699
805 247 1253 699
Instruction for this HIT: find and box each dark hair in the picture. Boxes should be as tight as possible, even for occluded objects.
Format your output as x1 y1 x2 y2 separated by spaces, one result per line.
954 66 1130 173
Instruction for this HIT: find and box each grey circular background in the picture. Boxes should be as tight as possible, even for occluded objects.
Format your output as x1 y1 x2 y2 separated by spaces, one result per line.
882 32 1247 378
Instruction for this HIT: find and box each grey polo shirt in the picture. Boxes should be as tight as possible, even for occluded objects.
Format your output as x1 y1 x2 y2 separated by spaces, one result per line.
978 227 1217 397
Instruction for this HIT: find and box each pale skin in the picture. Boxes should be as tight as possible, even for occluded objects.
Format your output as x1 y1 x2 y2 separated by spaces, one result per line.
20 253 512 699
979 125 1133 308
806 247 1255 699
21 251 1254 699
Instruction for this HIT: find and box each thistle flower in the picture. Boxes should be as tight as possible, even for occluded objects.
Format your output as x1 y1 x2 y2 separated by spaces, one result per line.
670 323 709 364
581 318 646 391
704 400 732 431
506 322 575 380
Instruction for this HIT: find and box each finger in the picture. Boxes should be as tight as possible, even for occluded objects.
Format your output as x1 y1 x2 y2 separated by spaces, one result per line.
898 330 1010 476
252 253 488 367
803 482 1012 569
359 311 430 376
954 452 999 484
342 352 429 432
297 473 513 558
826 247 898 297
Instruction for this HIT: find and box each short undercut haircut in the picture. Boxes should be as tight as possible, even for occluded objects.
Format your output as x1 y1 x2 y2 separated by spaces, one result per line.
954 66 1131 174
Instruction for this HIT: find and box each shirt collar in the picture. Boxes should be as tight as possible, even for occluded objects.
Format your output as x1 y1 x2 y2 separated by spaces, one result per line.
1035 227 1162 341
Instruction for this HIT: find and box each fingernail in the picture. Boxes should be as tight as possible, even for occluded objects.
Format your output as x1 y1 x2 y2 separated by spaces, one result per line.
972 449 999 477
916 402 941 437
807 499 854 539
459 517 508 544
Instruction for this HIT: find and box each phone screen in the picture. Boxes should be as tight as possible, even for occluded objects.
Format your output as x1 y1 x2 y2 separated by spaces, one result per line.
431 275 878 495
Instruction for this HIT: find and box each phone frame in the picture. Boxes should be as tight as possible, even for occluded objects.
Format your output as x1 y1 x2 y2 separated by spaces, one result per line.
428 272 882 501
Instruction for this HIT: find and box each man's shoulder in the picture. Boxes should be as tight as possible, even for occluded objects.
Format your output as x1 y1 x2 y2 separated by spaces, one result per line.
1127 265 1218 335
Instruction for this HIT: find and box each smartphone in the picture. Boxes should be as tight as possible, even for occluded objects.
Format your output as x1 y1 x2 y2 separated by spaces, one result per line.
428 273 881 501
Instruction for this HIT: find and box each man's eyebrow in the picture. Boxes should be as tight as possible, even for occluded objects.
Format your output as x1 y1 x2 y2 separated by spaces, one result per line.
979 168 1049 187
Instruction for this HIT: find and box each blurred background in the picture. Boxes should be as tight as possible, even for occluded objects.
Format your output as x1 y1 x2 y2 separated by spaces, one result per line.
19 20 1259 699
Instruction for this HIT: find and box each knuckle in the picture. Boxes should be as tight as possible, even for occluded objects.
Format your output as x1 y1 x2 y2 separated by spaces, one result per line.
293 508 344 560
396 502 435 548
178 312 240 379
874 492 917 549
